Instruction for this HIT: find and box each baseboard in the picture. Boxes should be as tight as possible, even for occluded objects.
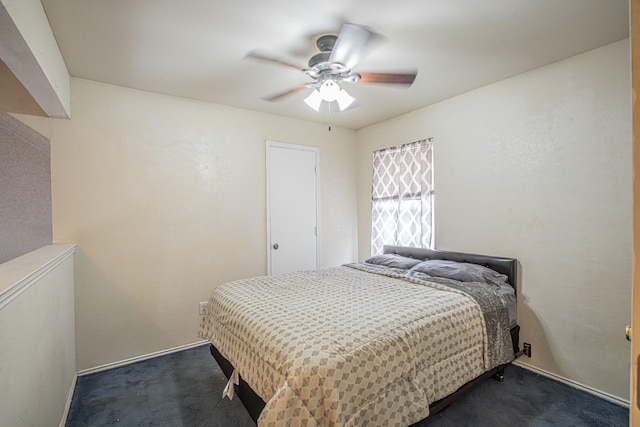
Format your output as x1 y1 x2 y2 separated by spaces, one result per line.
77 340 209 376
59 373 77 427
513 360 630 408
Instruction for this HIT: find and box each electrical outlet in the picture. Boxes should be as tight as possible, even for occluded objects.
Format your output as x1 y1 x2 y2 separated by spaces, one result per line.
523 342 532 357
199 301 208 315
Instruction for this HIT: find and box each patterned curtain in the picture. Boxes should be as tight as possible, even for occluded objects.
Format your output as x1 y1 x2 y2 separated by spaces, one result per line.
370 139 433 256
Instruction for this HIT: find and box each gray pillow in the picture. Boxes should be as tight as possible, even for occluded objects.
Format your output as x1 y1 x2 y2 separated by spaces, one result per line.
365 254 423 270
409 259 508 286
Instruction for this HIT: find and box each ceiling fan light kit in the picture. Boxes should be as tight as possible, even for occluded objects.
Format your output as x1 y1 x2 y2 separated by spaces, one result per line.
248 23 417 113
304 80 355 111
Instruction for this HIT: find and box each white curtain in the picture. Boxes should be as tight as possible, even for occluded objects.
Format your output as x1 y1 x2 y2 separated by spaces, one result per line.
370 139 433 256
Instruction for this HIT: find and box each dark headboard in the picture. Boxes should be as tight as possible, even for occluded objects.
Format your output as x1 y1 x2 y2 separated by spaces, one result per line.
383 245 518 293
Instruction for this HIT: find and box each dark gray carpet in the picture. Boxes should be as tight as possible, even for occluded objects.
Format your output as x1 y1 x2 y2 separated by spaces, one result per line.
65 344 628 426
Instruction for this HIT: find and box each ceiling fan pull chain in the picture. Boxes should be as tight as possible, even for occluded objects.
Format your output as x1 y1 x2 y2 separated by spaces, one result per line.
328 102 332 131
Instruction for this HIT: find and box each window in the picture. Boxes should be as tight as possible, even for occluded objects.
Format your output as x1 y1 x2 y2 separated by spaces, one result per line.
370 139 434 255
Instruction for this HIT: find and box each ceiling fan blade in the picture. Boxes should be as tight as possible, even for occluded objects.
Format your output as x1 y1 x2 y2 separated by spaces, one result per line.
245 51 305 72
263 84 308 102
357 71 417 86
329 24 375 69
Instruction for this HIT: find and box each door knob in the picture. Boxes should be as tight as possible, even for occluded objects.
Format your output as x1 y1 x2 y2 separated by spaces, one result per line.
626 325 631 342
272 243 279 250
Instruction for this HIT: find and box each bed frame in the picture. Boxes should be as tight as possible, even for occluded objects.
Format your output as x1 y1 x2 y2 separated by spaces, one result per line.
209 245 521 425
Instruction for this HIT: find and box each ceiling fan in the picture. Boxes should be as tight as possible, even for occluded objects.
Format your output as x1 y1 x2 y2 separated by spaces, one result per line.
247 24 418 112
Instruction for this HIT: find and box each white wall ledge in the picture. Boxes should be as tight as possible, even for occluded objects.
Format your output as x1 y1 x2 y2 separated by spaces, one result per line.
0 244 76 310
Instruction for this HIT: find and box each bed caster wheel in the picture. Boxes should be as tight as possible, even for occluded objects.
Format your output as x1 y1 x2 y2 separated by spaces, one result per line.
492 371 504 382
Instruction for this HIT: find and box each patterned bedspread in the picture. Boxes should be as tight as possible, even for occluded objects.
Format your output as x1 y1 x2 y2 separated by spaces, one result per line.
198 264 514 427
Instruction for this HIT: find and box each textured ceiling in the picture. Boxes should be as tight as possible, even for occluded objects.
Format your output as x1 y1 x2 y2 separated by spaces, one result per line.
40 0 629 129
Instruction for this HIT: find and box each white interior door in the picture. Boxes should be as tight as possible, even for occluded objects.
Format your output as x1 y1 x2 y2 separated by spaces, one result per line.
267 141 319 275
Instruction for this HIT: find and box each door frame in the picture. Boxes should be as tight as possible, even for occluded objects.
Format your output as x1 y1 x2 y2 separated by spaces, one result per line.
265 140 321 275
632 0 640 421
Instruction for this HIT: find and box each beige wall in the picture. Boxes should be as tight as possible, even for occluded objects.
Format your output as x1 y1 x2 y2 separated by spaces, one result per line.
0 245 76 427
356 39 632 400
16 78 358 370
0 59 46 117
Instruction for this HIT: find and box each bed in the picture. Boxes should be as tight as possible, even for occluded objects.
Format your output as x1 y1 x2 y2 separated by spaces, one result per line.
199 245 520 426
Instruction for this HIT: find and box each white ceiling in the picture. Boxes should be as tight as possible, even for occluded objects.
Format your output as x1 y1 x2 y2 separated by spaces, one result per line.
40 0 629 130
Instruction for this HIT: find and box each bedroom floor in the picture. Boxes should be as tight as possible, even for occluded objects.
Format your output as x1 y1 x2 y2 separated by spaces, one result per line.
64 344 628 427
